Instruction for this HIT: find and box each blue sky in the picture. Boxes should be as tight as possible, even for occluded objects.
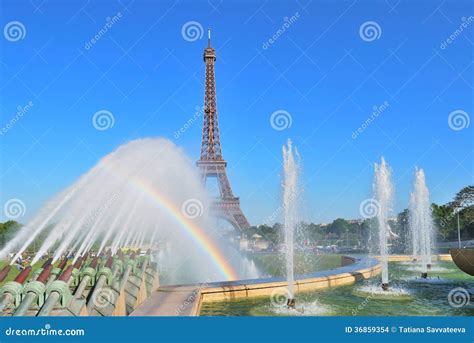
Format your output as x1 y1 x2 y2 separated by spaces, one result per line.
0 0 472 224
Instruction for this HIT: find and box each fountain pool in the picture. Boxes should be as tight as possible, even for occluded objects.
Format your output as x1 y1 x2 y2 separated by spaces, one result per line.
199 260 474 316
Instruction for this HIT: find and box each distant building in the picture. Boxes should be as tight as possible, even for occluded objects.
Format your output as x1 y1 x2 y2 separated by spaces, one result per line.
239 234 270 252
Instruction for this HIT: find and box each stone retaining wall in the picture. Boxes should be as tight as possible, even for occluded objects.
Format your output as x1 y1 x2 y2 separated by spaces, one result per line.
131 254 452 316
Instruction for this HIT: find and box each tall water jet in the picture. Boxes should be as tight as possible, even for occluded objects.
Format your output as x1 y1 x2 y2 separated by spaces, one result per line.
373 157 394 291
409 188 420 262
282 139 300 307
409 168 433 278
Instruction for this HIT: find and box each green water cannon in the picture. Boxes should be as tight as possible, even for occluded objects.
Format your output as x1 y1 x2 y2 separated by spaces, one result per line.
0 265 12 284
81 256 99 285
76 253 88 270
0 266 32 311
73 256 100 299
14 264 54 316
125 252 138 275
50 257 68 280
31 258 53 281
138 250 151 277
38 264 75 315
97 257 114 286
71 257 86 287
117 253 137 291
112 252 125 277
139 250 151 265
86 256 114 313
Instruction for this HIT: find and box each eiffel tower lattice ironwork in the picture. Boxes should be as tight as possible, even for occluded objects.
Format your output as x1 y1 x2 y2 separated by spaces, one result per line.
196 29 250 230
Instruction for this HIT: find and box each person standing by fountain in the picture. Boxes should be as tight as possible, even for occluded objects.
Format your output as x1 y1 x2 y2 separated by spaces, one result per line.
282 139 300 308
373 157 394 291
409 168 434 279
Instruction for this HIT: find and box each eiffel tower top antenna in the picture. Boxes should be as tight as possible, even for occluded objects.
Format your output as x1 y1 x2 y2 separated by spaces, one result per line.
208 28 211 47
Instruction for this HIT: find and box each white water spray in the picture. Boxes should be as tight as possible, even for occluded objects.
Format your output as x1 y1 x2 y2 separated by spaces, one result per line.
373 157 393 288
2 138 250 283
409 168 433 276
282 139 300 301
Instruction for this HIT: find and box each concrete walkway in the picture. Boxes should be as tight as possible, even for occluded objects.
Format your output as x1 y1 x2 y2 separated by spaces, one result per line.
131 285 202 316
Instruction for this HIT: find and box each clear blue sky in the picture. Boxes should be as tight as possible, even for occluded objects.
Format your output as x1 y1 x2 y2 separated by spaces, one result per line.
0 0 472 224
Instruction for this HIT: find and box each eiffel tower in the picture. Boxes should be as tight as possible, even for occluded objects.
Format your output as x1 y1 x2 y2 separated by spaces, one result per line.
196 30 250 230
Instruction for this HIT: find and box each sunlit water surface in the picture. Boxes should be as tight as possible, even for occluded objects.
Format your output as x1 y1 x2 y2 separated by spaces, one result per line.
200 261 474 316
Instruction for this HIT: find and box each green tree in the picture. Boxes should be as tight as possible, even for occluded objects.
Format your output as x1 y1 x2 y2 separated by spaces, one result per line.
327 218 350 236
449 185 474 230
0 220 21 248
431 203 456 241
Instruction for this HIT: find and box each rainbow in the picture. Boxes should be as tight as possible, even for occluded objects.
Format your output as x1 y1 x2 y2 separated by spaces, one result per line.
131 178 238 281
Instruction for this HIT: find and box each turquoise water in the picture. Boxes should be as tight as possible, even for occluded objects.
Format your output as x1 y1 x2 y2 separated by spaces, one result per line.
200 261 474 316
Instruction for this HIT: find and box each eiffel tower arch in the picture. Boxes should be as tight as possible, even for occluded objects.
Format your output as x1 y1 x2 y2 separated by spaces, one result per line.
196 30 250 231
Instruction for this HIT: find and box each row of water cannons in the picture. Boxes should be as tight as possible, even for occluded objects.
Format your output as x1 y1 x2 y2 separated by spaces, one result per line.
0 249 155 316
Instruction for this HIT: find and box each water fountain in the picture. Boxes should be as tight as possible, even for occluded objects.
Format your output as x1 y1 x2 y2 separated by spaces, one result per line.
373 157 393 291
409 168 433 278
0 138 250 284
282 139 300 308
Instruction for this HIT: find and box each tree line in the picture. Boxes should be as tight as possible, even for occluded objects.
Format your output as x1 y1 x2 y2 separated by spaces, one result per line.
242 185 474 252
